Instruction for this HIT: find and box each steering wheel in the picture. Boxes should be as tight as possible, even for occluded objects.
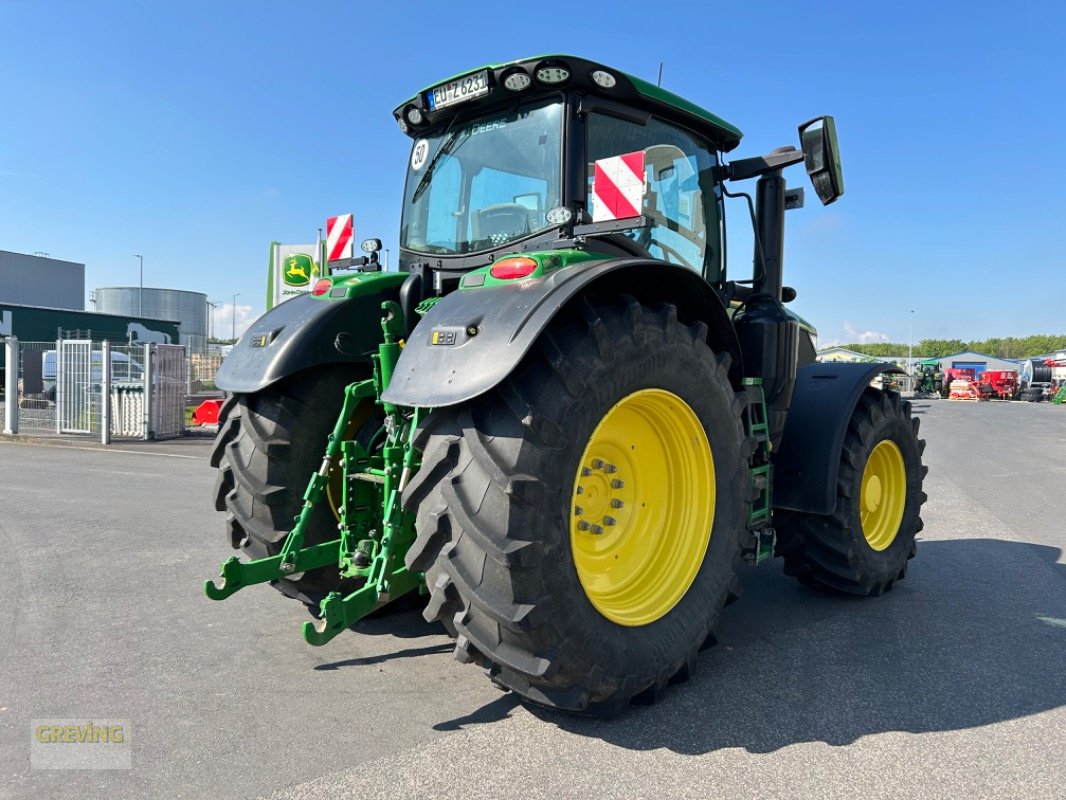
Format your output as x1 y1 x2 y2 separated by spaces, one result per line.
476 203 531 240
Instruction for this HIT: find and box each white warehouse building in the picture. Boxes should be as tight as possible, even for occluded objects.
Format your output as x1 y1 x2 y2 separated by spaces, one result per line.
0 250 84 310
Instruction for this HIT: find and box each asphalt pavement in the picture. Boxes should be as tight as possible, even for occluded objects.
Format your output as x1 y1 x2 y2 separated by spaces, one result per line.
1 399 1063 800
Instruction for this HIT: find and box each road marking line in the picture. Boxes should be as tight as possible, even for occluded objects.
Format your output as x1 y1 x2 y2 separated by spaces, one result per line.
0 441 204 459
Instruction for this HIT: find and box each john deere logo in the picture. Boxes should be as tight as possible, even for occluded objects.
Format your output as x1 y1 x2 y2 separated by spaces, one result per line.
283 254 313 286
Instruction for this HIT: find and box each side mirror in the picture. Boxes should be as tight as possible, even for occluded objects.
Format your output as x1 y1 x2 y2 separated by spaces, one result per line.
798 116 844 205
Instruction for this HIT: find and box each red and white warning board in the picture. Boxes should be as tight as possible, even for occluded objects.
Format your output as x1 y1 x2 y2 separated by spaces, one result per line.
591 151 645 222
326 214 354 263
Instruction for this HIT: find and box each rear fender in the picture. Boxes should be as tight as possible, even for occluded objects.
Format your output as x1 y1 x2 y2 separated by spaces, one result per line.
214 273 406 394
381 258 742 408
773 362 905 515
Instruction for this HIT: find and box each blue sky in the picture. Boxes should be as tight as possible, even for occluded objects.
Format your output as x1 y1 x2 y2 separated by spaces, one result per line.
1 0 1062 344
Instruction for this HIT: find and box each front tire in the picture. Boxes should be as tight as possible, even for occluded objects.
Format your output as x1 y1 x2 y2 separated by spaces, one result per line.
403 296 748 714
775 389 926 595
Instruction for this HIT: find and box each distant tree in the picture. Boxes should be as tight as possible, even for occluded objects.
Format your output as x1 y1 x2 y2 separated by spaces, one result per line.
913 339 967 357
840 342 906 357
836 335 1066 359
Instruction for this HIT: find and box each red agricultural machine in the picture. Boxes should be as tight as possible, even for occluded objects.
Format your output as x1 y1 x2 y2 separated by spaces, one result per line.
976 370 1018 400
943 368 1019 401
944 368 979 400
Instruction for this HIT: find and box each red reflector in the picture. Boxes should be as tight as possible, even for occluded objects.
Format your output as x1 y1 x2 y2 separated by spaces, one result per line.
312 279 332 296
489 257 538 280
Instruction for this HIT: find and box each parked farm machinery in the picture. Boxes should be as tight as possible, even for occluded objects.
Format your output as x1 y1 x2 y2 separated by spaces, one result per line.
1019 358 1064 402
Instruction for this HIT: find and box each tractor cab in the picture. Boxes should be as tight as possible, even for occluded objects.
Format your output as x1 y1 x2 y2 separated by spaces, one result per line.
394 56 747 283
394 54 842 301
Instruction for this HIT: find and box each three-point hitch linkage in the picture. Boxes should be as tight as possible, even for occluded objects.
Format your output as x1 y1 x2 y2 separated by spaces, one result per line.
205 301 424 644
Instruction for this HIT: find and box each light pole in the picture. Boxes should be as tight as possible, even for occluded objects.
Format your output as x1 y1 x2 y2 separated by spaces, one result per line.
133 254 144 315
232 293 240 342
384 248 390 271
206 301 218 342
908 309 915 374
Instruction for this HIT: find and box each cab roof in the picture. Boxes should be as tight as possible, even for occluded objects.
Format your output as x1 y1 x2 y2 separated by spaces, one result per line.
394 54 744 152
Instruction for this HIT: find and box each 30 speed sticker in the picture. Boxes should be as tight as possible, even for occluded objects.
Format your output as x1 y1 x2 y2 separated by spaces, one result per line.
411 139 429 171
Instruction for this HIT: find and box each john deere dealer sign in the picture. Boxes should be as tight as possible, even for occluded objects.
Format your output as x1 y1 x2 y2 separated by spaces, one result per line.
267 242 326 310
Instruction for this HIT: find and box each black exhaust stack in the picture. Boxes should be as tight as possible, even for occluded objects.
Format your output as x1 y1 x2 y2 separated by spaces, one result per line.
733 161 800 448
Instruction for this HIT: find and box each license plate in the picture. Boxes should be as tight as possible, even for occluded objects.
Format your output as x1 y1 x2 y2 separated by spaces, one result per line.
428 70 490 111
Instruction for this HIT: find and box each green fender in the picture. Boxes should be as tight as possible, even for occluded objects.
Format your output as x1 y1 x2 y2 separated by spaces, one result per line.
773 362 905 515
381 258 743 408
214 272 407 394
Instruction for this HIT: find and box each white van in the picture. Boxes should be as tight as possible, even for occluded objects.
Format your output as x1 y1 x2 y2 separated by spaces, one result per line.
41 350 145 398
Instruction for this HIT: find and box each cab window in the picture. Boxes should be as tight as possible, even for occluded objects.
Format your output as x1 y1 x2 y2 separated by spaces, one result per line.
585 112 720 276
401 99 564 256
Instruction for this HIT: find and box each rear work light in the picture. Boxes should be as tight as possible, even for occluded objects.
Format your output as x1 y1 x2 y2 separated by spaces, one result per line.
489 257 538 280
535 64 570 85
312 279 332 296
590 69 617 89
406 106 424 126
502 70 532 92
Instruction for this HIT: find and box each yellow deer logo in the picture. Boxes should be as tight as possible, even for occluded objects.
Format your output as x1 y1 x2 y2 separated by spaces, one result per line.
282 254 313 286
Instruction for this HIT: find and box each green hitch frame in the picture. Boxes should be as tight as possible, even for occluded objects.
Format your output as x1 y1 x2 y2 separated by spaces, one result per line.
205 301 427 646
303 404 425 646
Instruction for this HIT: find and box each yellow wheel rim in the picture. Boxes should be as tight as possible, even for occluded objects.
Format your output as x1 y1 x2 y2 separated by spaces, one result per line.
570 389 714 627
860 439 906 551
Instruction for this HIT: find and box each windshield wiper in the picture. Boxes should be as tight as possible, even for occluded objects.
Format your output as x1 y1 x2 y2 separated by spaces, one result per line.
411 124 471 204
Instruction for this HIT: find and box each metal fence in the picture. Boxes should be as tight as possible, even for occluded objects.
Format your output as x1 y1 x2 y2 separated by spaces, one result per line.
8 340 59 437
152 344 186 439
189 352 223 393
3 337 188 440
57 339 93 434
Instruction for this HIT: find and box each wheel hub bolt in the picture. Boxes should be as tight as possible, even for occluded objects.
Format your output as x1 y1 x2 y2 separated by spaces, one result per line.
591 458 605 470
603 516 616 526
589 524 604 535
574 505 584 516
604 464 617 473
611 499 624 509
582 467 592 477
611 479 624 489
577 520 591 531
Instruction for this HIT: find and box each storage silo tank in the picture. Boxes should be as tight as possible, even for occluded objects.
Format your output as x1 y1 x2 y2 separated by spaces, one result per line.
94 287 208 354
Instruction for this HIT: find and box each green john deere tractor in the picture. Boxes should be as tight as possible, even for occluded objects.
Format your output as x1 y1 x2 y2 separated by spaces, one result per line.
206 55 926 714
914 359 945 398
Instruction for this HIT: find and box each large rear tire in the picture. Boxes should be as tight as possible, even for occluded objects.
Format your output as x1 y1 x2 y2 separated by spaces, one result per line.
775 389 926 595
403 296 748 714
210 366 373 609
